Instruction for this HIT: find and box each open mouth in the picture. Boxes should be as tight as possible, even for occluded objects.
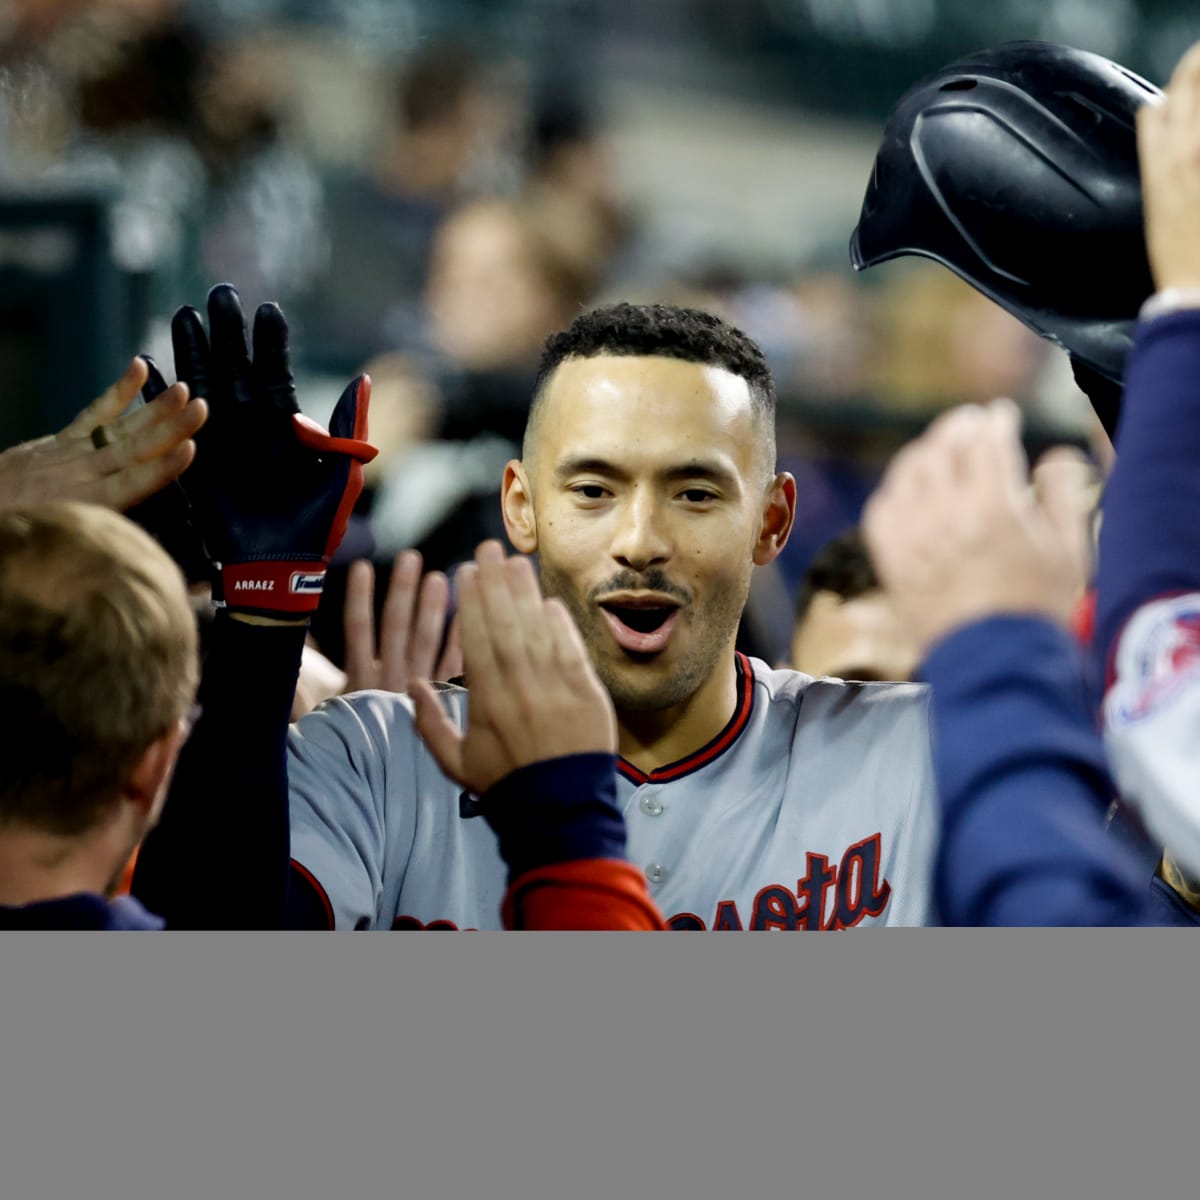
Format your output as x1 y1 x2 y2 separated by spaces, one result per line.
606 606 673 634
598 597 681 654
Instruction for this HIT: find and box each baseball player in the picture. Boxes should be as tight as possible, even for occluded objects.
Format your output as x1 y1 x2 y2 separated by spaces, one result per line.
853 39 1200 924
285 302 939 929
0 501 199 929
1096 41 1200 904
863 401 1167 924
139 284 665 930
127 284 378 928
850 40 1160 441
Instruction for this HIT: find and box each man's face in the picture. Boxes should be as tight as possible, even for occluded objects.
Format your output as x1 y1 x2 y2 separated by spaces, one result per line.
504 354 791 713
789 588 919 683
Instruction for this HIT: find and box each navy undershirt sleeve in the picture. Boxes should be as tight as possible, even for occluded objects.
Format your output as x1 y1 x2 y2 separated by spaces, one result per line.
480 753 626 882
1095 310 1200 681
132 614 305 929
922 615 1150 925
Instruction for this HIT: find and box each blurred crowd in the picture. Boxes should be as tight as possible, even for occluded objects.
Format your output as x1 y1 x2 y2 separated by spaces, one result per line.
0 0 1101 666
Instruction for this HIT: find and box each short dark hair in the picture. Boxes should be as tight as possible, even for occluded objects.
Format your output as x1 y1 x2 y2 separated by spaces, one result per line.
793 528 880 627
535 301 774 408
527 302 776 460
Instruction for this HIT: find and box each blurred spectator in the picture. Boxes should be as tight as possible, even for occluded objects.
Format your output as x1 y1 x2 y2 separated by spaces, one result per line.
192 31 327 307
0 2 209 316
362 195 601 575
299 39 511 372
524 85 632 293
425 196 598 441
866 264 1050 413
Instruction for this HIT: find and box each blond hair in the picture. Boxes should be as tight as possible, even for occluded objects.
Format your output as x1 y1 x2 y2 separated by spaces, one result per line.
0 502 198 835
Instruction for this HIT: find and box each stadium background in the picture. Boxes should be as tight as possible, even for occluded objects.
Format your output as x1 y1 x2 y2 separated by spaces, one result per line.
1 0 1193 658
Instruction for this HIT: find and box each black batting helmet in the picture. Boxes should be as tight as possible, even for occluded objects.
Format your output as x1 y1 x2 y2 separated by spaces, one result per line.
850 41 1161 435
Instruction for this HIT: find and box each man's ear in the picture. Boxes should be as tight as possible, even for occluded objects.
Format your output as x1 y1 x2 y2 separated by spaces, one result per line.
124 719 190 825
501 459 538 554
753 472 797 567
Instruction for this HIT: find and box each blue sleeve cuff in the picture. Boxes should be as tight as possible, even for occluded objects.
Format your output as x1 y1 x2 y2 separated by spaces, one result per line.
1096 308 1200 674
919 615 1147 925
481 753 626 880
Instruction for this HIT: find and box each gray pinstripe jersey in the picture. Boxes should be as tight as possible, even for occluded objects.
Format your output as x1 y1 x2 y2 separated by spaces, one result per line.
287 653 939 929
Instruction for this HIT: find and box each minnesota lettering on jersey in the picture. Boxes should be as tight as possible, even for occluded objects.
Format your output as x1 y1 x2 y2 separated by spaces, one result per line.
388 833 892 931
666 834 892 930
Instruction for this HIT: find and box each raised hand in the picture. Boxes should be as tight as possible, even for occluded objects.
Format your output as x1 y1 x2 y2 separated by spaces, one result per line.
343 550 463 694
1138 43 1200 294
0 357 206 512
862 400 1094 657
409 540 616 797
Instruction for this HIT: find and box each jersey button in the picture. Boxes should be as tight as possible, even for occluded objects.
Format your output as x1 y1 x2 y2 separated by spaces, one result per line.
639 795 664 816
645 863 669 885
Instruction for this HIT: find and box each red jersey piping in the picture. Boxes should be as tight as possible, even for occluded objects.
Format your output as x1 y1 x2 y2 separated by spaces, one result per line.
617 652 755 784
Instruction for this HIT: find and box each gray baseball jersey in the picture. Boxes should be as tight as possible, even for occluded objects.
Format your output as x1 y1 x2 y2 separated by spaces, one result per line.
287 652 940 929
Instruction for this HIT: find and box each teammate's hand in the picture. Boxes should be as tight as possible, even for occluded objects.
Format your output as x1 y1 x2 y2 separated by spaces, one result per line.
862 400 1094 656
0 357 206 512
160 283 378 620
343 550 463 694
1139 41 1200 292
409 540 617 797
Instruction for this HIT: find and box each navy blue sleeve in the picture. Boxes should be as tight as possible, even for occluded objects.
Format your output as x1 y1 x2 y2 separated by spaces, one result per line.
1146 876 1200 927
921 616 1151 925
132 614 305 929
1095 310 1200 681
480 753 626 882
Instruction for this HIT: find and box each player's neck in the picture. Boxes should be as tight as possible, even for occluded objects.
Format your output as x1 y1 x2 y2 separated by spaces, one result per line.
616 652 739 774
0 816 137 908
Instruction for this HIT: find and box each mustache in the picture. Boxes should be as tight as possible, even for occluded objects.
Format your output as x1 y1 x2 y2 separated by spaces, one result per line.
588 570 691 606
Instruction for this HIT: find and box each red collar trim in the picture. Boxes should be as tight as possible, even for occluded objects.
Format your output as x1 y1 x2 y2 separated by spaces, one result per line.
617 652 755 785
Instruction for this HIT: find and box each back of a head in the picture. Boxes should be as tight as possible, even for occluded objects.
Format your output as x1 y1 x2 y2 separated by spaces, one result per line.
527 301 777 460
790 528 919 682
0 503 198 838
793 528 879 629
851 40 1160 432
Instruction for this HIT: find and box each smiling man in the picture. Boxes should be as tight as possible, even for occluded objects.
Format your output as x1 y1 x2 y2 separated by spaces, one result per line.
287 303 940 929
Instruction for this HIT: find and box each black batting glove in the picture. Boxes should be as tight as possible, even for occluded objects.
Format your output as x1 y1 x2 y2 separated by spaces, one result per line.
166 283 378 619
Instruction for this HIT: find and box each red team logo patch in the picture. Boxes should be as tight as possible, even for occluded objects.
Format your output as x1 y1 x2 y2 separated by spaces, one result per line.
1107 595 1200 726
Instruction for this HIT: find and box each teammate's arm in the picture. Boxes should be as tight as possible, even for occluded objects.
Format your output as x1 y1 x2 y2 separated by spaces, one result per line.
410 541 666 930
864 404 1153 924
131 284 376 929
1094 43 1200 886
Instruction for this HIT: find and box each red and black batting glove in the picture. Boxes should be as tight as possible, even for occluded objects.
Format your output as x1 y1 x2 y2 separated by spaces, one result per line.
169 283 377 619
